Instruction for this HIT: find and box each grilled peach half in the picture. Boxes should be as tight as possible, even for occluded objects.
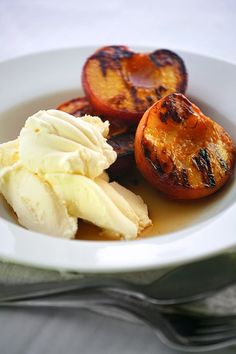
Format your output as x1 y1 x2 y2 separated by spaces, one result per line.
82 45 187 124
57 96 95 117
135 93 235 199
107 132 135 179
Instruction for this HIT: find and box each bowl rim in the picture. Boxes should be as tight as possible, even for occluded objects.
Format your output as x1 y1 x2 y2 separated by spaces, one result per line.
0 45 235 273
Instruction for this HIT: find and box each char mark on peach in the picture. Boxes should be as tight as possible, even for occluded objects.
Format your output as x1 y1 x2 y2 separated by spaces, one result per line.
160 94 194 123
192 148 216 187
91 46 133 76
170 167 190 187
142 143 164 176
149 50 174 68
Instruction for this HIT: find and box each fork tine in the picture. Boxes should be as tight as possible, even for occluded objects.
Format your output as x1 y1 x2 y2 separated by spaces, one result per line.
194 315 236 337
196 323 236 334
130 304 236 351
188 330 236 343
172 312 236 330
197 314 236 326
179 314 236 344
156 310 236 350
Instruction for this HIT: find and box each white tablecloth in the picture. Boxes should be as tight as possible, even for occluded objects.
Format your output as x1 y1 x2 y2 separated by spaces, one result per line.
0 0 236 353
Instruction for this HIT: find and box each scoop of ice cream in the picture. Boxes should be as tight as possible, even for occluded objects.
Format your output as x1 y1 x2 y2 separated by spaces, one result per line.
0 139 19 168
19 110 117 178
0 163 77 239
45 173 151 240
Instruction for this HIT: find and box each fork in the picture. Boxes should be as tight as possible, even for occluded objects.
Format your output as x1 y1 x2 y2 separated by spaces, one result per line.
1 254 236 305
1 289 236 352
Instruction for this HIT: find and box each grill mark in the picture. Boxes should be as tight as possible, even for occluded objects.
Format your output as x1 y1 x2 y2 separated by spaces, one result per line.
169 167 190 187
99 58 108 76
130 86 143 108
218 157 228 172
150 157 164 176
192 148 216 188
130 86 138 103
181 169 190 187
160 94 195 124
199 149 216 187
110 46 134 59
108 94 126 108
143 143 164 176
91 46 134 76
155 86 167 100
215 151 229 173
146 96 154 105
155 88 161 100
149 52 173 68
170 168 180 185
160 99 182 123
178 95 195 115
160 109 181 123
161 98 182 123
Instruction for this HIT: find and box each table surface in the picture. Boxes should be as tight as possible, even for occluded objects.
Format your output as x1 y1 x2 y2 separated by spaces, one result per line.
0 0 236 353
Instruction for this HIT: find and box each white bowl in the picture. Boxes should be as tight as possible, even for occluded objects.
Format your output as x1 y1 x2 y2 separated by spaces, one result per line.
0 46 235 273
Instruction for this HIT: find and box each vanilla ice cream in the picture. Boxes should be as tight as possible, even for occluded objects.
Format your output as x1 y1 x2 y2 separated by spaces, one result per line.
19 110 116 178
0 163 77 238
0 139 19 168
0 110 151 240
45 173 151 240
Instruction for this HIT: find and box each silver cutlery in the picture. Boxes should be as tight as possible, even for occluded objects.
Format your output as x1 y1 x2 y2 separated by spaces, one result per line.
1 253 236 305
1 289 236 352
